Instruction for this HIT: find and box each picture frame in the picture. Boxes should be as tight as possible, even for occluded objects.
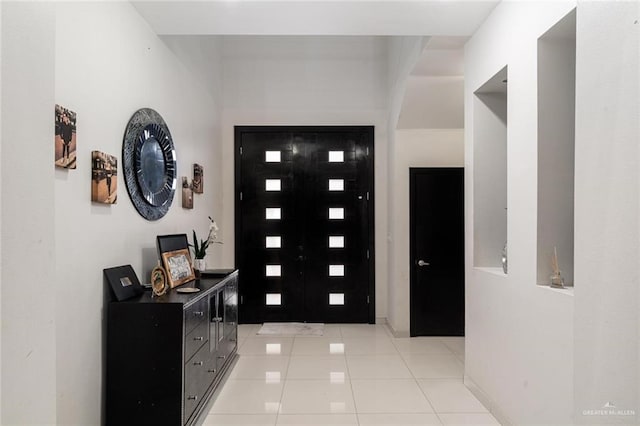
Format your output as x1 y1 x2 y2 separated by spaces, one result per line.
55 104 77 169
182 176 193 209
150 265 168 297
104 265 144 301
91 150 118 204
161 248 195 288
193 163 203 194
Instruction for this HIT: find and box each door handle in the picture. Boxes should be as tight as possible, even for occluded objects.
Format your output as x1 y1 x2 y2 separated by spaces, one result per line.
417 260 430 267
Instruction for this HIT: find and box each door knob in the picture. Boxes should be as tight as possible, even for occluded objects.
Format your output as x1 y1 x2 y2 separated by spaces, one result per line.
417 260 430 267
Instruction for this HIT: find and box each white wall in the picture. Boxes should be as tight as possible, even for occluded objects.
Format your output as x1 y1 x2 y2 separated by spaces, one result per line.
573 2 639 423
1 2 57 424
0 3 3 421
389 129 464 334
161 35 225 103
385 36 427 333
396 76 464 129
2 2 223 424
220 36 390 320
53 3 222 424
464 2 577 424
466 2 639 423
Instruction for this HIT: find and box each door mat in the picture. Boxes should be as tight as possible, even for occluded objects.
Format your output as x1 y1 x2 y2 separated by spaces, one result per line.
257 322 324 336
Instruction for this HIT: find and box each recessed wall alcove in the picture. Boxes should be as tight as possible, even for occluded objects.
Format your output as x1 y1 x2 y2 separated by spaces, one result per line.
473 66 508 273
537 9 576 287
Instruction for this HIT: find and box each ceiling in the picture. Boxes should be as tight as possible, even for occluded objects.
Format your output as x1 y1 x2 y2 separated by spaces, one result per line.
132 1 499 36
135 1 495 130
411 36 466 76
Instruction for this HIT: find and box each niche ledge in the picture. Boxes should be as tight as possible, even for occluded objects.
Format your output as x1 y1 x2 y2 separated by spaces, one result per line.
536 283 574 297
474 267 507 277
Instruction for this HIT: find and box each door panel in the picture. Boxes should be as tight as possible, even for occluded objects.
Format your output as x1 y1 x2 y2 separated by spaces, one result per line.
236 127 374 324
302 131 370 323
238 132 303 323
410 168 464 336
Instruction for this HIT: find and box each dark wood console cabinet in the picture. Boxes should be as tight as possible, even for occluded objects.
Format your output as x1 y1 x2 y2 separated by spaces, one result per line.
106 270 238 426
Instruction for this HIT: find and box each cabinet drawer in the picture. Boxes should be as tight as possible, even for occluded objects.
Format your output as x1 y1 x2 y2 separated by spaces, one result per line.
185 320 208 362
184 297 208 334
184 348 205 423
184 344 216 424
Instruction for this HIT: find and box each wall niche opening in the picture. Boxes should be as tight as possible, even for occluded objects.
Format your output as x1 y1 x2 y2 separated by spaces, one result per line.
473 65 508 273
537 9 576 288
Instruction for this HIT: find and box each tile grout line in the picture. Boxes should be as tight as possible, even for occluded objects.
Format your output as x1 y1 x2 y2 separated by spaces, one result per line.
339 326 363 426
273 328 295 425
396 338 442 424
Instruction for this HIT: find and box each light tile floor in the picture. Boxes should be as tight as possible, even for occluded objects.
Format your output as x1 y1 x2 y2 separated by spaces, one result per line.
204 324 500 426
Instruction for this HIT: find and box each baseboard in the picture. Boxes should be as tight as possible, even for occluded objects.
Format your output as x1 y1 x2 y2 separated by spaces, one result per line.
375 317 387 325
385 321 410 338
464 375 514 426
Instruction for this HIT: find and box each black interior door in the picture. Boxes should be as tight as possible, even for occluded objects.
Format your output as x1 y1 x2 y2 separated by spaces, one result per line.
410 168 464 336
235 126 374 324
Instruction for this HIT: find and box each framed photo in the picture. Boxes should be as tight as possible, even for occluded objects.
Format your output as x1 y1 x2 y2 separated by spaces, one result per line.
91 150 118 204
55 104 77 169
193 163 203 194
182 176 193 209
162 248 195 288
104 265 144 301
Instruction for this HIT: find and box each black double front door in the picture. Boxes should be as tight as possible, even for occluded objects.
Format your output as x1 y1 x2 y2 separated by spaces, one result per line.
235 126 374 324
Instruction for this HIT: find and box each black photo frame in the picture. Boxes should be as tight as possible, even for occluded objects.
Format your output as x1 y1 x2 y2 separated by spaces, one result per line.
156 233 189 260
104 265 144 301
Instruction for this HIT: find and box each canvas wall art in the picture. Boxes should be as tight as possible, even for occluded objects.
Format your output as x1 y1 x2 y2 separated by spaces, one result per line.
91 151 118 204
55 104 77 169
193 163 203 194
182 176 193 209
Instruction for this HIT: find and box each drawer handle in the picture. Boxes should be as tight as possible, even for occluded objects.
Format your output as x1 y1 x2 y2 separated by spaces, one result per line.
193 361 204 366
217 355 226 360
193 336 204 341
187 395 198 401
193 311 204 317
207 369 216 374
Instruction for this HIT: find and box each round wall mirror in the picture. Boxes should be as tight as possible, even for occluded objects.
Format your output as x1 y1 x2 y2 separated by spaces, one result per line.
123 109 177 221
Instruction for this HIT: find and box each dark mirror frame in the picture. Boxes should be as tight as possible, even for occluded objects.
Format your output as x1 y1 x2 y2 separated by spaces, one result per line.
122 108 177 221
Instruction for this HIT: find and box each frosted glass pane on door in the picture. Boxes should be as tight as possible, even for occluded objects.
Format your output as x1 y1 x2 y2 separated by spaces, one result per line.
328 208 345 220
329 236 345 248
329 264 345 277
266 265 282 277
266 236 282 248
265 208 281 220
265 151 281 163
266 293 282 305
265 179 281 191
329 293 345 305
329 151 344 163
328 179 344 191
